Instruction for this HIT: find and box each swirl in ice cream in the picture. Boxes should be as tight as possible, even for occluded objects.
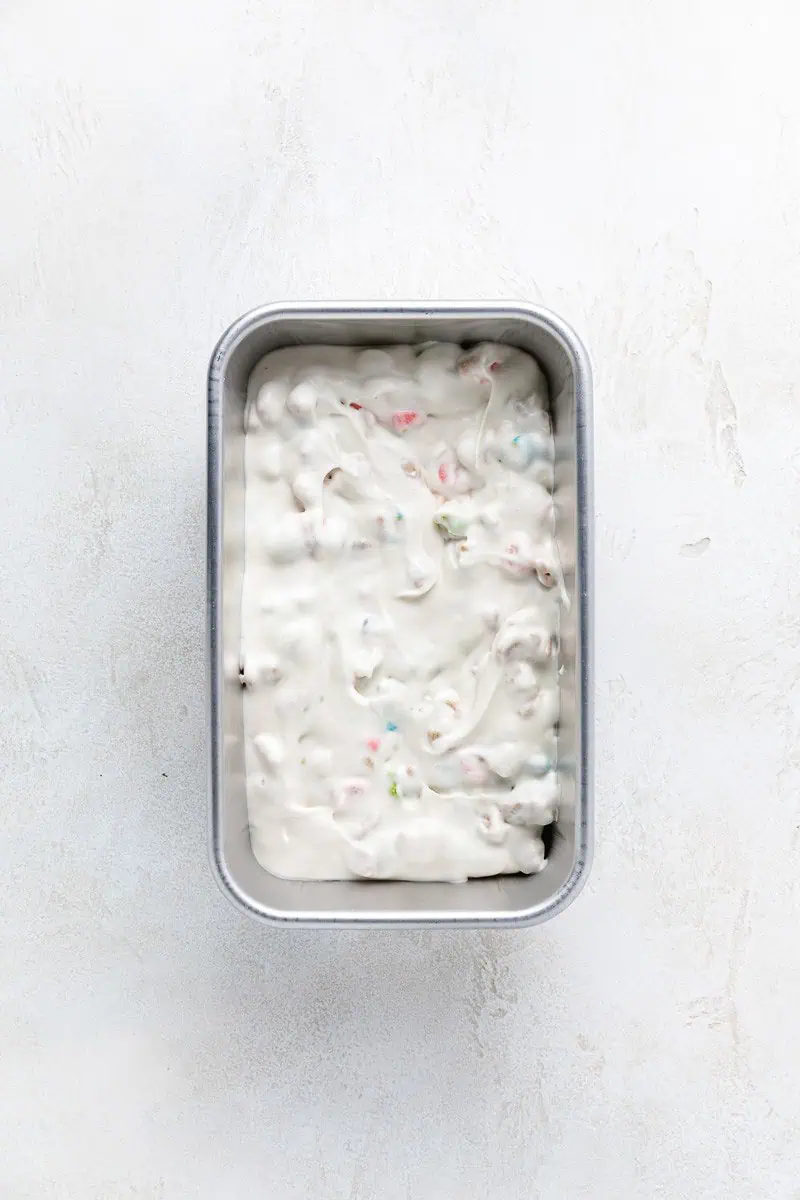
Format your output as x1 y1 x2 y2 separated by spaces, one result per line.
240 341 563 882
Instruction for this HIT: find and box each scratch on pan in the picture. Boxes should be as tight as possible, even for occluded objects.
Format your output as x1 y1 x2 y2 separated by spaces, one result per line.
705 362 746 486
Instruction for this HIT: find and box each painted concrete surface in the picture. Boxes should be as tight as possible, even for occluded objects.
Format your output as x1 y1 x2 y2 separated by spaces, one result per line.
3 0 800 1195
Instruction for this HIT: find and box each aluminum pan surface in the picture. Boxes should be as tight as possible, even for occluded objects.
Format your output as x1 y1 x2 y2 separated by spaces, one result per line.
208 302 593 927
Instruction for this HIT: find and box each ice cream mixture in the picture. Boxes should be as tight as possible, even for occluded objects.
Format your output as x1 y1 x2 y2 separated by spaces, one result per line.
240 341 563 882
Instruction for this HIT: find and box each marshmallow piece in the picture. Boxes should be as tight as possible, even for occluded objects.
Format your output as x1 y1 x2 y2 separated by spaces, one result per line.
255 381 287 425
499 774 559 827
253 733 285 771
264 514 311 564
287 382 318 423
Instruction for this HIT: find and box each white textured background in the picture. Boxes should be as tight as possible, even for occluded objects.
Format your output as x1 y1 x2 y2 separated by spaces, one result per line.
3 1 800 1196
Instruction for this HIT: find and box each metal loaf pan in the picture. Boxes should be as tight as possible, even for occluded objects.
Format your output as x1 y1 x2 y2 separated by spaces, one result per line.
208 302 593 928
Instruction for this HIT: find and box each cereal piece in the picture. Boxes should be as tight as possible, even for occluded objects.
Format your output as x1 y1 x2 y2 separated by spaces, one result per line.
499 775 559 827
478 807 508 845
391 409 425 433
